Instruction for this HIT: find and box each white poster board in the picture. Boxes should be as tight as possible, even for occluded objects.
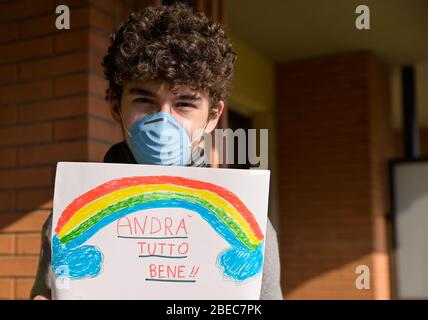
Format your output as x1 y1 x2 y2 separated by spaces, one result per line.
392 160 428 299
50 162 270 300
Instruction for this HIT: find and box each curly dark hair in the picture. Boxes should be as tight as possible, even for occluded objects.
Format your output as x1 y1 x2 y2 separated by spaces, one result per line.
102 3 237 117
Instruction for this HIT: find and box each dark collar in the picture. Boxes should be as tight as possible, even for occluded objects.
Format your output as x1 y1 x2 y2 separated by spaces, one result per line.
103 141 137 164
103 141 210 167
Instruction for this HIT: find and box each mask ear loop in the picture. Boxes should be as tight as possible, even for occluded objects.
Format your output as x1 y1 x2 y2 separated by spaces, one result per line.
196 107 218 147
117 103 133 138
190 119 209 150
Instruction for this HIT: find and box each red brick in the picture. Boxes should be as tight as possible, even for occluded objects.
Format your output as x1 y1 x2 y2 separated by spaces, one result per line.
54 28 89 53
0 123 52 147
0 22 19 44
54 117 87 140
0 234 15 254
88 94 113 120
0 105 18 125
15 278 35 300
0 279 14 299
55 0 90 5
18 141 87 165
90 0 116 13
0 211 51 233
0 191 16 212
120 3 134 20
0 37 53 63
54 73 88 97
88 6 114 33
88 140 110 162
0 167 52 189
16 234 41 255
67 6 90 28
0 64 18 85
18 96 88 123
0 257 39 276
20 52 88 80
89 73 108 97
0 80 53 105
53 116 122 143
0 148 17 168
55 0 91 8
89 51 105 76
17 189 53 211
21 14 57 38
0 0 54 23
88 28 110 54
89 117 122 143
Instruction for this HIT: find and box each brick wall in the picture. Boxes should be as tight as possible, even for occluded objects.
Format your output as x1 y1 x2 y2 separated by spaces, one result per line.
368 55 395 299
275 51 395 299
0 0 136 299
0 0 229 300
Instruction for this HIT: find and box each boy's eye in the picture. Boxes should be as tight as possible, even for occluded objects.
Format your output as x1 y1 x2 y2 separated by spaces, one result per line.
176 103 195 109
134 98 153 104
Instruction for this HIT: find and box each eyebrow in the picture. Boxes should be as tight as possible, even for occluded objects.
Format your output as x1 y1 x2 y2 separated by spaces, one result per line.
128 87 156 97
128 87 202 102
175 94 202 102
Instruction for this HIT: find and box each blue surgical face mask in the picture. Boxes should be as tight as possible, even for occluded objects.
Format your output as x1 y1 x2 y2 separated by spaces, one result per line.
120 111 196 166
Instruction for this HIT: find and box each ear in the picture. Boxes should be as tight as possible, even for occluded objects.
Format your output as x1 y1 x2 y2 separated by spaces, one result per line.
110 101 121 123
205 100 225 134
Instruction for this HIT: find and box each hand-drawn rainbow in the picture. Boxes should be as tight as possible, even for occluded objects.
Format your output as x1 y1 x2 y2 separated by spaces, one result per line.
52 176 265 282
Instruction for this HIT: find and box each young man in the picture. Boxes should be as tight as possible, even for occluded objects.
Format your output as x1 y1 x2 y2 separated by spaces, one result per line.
31 3 283 300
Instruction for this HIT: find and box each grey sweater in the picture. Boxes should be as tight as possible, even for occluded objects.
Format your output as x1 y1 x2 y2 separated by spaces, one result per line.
30 141 283 299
